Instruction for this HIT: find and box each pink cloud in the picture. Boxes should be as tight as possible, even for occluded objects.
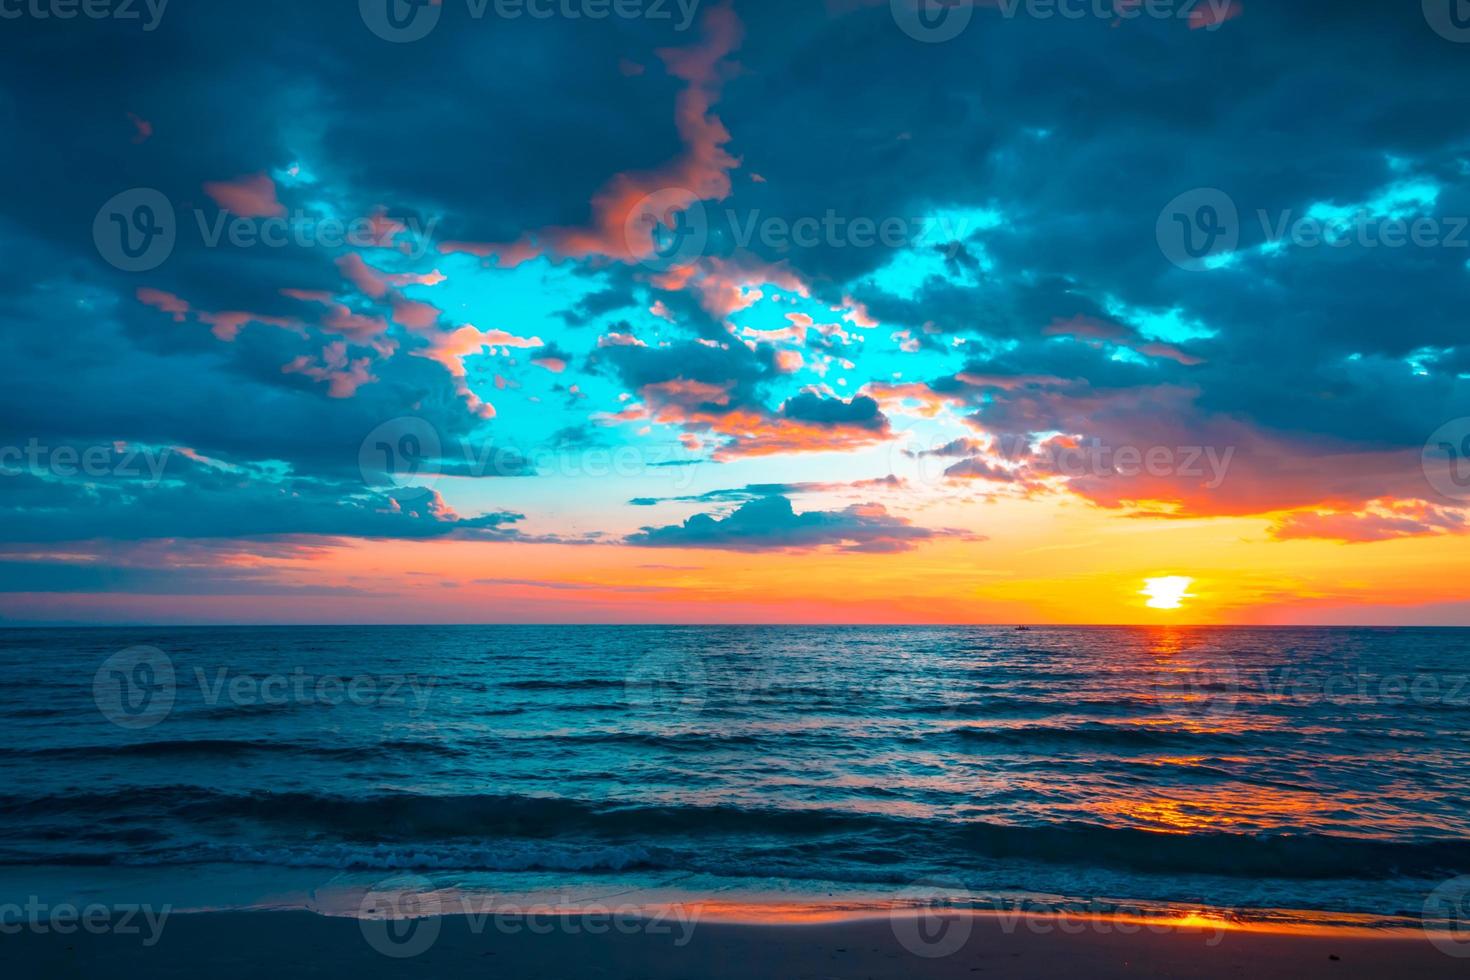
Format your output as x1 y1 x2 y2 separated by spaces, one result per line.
626 383 891 460
1135 343 1204 366
202 173 285 218
775 350 805 373
136 287 189 321
390 295 443 331
671 256 810 322
280 289 391 341
1270 501 1468 543
199 310 299 342
598 331 646 348
337 253 392 299
864 380 968 418
136 288 299 341
1190 0 1242 30
641 379 734 409
839 296 878 329
437 238 543 267
126 111 152 144
413 325 546 418
281 342 377 398
336 253 446 300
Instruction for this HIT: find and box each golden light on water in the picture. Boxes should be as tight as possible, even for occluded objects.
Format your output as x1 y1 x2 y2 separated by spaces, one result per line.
1142 576 1195 610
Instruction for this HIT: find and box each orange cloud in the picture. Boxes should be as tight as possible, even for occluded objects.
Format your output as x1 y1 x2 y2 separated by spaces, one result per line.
1270 500 1469 543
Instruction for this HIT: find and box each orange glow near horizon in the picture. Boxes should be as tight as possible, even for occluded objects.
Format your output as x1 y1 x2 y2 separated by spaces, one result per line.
4 494 1469 625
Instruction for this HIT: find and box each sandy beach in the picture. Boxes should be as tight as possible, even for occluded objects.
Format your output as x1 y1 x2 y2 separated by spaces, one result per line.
6 909 1466 979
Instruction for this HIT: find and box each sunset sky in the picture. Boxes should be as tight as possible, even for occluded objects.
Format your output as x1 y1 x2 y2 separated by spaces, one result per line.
2 1 1468 625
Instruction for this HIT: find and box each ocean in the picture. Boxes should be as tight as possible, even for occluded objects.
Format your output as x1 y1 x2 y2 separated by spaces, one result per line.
2 625 1468 930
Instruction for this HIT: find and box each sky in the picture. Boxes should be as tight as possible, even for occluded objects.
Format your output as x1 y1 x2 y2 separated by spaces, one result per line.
1 0 1469 625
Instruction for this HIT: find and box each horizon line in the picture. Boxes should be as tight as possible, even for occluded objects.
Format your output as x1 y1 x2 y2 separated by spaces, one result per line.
3 622 1468 630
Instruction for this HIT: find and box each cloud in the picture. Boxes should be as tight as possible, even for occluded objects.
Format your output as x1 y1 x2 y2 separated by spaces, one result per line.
779 392 887 430
202 173 285 218
630 476 905 507
1270 501 1469 543
0 463 527 545
472 578 674 594
441 3 744 265
0 559 372 597
626 495 974 552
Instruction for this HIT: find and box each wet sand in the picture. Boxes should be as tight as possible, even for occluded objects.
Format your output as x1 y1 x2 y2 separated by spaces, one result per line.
6 909 1466 979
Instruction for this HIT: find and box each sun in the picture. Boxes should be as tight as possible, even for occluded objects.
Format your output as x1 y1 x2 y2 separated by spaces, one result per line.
1142 576 1195 610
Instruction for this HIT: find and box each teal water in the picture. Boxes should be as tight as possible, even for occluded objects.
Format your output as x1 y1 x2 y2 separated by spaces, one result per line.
1 626 1468 927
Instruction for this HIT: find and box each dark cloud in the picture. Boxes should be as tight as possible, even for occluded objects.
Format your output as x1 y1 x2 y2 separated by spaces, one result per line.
0 0 1468 557
630 477 904 507
780 392 887 430
626 494 975 552
591 339 773 408
0 470 526 544
0 560 376 597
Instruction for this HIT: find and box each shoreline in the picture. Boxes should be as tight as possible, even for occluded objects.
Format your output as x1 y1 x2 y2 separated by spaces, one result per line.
3 862 1453 935
6 907 1467 979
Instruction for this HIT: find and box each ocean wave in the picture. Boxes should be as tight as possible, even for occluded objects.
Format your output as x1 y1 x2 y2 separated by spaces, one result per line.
56 840 662 873
192 700 312 720
909 697 1141 718
943 723 1248 749
5 787 1467 881
0 706 71 719
532 731 765 750
500 679 629 691
11 738 469 762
